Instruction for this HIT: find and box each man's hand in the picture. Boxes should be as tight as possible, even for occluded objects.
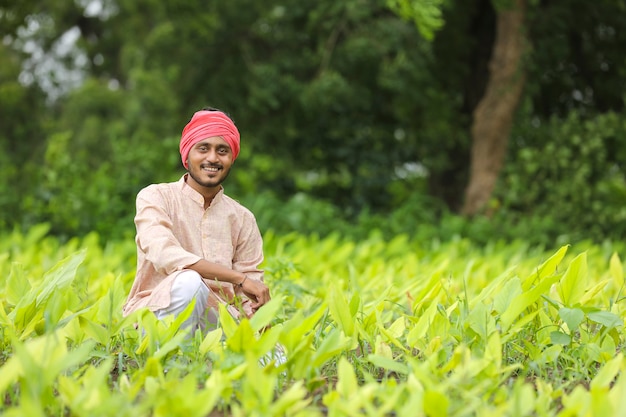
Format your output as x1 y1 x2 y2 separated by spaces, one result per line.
240 277 270 311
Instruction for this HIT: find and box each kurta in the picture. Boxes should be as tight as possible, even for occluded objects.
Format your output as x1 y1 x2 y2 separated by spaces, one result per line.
122 174 264 319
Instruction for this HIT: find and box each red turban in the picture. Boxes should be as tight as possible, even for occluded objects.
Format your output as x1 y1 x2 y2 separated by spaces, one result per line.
179 110 241 169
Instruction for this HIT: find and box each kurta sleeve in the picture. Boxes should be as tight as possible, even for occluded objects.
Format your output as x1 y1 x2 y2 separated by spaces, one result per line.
232 211 265 282
135 186 201 275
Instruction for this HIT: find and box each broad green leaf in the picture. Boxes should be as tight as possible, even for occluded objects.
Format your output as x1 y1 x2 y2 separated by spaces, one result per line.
423 389 449 417
525 245 568 289
407 300 438 346
500 271 562 331
152 331 189 360
336 357 358 396
199 328 224 355
590 353 623 389
472 266 517 309
328 286 355 337
0 348 22 393
367 354 409 375
561 385 591 415
0 302 12 330
378 318 409 353
557 252 588 307
226 317 255 353
587 311 623 329
349 293 361 316
374 335 394 359
78 316 110 345
36 250 86 306
550 331 571 345
610 253 624 289
253 325 282 359
311 329 353 368
591 389 613 417
468 302 496 341
218 303 238 338
559 307 585 332
386 316 406 339
279 307 325 351
510 381 536 417
411 266 445 313
492 276 523 314
579 279 609 305
485 331 502 369
5 263 30 306
270 381 310 416
541 345 562 363
249 296 283 332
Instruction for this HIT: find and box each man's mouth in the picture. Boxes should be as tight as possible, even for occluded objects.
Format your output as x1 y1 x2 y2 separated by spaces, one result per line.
201 165 221 172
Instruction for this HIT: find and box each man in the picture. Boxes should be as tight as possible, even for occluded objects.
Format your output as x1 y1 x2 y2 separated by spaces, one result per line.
123 108 270 333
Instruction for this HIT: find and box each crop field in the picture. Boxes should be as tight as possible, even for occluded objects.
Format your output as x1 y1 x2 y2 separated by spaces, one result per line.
1 224 626 416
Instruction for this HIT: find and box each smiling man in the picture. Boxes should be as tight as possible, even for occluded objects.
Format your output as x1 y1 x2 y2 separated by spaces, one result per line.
122 108 270 333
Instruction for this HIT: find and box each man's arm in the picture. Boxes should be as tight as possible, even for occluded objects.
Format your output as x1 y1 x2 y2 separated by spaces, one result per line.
187 259 270 310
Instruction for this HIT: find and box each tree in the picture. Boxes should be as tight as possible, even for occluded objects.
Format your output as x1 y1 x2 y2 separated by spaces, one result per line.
462 0 526 215
2 0 625 241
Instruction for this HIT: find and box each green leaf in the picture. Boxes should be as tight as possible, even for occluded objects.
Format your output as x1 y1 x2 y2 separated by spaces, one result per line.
367 354 409 375
5 263 31 306
558 252 588 307
199 328 224 355
492 276 522 314
78 316 110 345
580 279 610 305
525 245 569 289
250 296 283 332
468 302 496 341
500 269 562 331
590 353 623 389
336 357 358 396
349 293 361 317
587 311 623 329
485 331 502 368
219 303 239 338
550 331 571 345
328 286 355 337
311 329 352 368
36 250 86 307
610 253 624 289
423 389 449 417
559 307 584 332
227 318 255 353
407 300 439 346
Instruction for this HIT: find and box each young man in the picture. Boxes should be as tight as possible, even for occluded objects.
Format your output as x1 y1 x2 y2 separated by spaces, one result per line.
122 108 270 333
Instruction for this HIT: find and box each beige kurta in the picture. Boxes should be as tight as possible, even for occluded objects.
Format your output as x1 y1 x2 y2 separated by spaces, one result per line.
122 174 264 319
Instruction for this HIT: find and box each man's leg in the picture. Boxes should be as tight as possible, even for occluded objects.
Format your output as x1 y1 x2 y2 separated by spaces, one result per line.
154 270 218 333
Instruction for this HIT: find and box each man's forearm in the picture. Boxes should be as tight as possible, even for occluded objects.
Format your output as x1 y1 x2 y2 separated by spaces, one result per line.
187 259 246 286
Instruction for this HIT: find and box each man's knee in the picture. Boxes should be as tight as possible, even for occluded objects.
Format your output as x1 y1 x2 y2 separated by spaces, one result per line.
172 270 209 305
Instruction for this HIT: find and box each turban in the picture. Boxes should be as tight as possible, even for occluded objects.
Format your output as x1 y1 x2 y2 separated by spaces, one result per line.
179 110 241 169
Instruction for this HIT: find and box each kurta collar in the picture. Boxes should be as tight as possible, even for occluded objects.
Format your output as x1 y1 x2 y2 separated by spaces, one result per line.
179 174 224 208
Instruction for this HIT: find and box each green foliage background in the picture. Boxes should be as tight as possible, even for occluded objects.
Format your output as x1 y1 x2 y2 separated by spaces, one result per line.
0 0 625 244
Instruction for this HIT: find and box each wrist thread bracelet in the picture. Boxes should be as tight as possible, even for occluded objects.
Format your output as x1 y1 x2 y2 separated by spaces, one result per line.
237 275 248 288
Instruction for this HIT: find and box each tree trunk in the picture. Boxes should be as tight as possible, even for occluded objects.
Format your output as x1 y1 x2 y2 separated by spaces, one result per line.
461 0 527 216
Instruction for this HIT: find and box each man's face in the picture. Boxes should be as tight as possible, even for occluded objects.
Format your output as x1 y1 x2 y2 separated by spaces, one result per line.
186 136 234 192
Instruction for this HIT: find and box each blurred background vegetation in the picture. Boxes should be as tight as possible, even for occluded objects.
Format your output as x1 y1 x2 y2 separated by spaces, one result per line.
1 0 625 247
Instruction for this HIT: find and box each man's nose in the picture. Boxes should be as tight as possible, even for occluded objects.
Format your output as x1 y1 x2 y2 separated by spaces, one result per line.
205 149 219 162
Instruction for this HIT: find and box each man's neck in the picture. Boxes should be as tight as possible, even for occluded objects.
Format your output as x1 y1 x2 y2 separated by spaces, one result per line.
184 174 222 209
